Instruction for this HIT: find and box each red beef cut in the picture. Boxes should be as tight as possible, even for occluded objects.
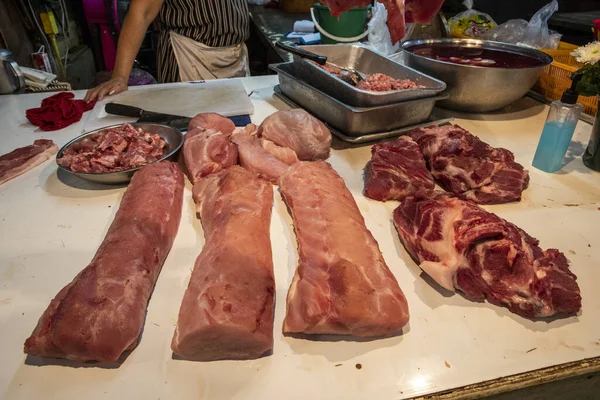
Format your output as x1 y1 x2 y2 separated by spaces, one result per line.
393 194 581 318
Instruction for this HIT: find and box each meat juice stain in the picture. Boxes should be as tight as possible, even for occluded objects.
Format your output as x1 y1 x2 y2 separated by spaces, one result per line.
355 363 362 370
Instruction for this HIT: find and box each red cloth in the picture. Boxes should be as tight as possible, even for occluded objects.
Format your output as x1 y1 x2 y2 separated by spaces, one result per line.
26 92 96 132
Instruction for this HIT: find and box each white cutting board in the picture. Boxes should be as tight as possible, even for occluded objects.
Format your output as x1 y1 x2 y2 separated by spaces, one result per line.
83 80 254 132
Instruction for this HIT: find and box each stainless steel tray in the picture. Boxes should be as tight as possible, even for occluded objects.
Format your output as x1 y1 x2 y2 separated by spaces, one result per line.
270 62 449 137
293 44 447 107
273 86 453 144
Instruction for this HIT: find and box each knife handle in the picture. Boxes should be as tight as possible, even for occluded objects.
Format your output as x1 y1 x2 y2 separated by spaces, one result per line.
275 42 327 65
105 103 143 118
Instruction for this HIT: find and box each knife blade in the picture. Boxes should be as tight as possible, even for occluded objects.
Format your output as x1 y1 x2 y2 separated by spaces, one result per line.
104 103 252 130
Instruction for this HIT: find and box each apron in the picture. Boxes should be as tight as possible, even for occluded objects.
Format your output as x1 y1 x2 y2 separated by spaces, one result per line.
169 31 250 81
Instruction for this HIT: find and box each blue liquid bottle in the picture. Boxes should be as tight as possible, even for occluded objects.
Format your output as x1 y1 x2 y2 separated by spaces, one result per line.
532 75 583 173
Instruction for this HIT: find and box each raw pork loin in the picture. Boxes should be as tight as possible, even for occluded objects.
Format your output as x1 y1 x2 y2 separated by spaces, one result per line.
258 109 332 161
183 127 238 184
364 136 434 201
393 194 581 318
279 161 409 337
0 139 57 185
172 166 275 361
410 124 529 204
321 0 445 44
24 162 184 361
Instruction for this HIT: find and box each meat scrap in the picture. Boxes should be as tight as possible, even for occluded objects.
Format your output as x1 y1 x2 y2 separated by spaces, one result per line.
258 109 332 161
410 124 529 204
393 194 581 318
364 136 434 202
57 123 166 173
279 161 409 337
187 112 235 134
0 139 58 185
24 162 184 361
231 131 295 183
172 166 275 361
183 127 238 184
357 73 422 92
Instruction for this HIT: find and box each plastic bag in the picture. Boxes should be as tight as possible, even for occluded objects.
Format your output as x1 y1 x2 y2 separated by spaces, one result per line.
366 2 399 56
448 0 497 39
483 0 561 49
95 68 156 87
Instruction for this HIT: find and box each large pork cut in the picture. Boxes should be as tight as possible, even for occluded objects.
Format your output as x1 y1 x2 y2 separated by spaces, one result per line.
410 124 529 204
321 0 445 44
279 161 409 337
0 139 58 185
393 194 581 318
172 166 275 361
24 162 184 361
187 112 235 134
364 136 434 202
231 131 296 183
183 128 238 184
258 109 332 161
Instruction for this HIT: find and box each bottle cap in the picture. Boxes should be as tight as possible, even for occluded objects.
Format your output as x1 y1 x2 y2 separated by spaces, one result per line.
561 72 582 104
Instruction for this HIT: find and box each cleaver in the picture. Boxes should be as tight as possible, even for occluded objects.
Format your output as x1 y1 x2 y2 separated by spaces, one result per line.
104 103 252 131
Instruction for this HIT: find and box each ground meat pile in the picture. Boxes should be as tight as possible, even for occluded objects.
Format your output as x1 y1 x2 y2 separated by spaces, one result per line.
57 123 166 173
356 73 423 92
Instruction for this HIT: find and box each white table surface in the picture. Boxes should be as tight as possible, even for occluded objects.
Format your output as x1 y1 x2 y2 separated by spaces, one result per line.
0 76 599 400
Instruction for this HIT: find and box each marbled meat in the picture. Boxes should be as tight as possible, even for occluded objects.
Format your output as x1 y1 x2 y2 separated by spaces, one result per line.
258 109 332 161
24 161 184 361
172 166 275 361
57 123 166 173
0 139 57 185
393 194 581 318
364 136 434 201
410 124 529 204
183 127 238 184
279 161 409 337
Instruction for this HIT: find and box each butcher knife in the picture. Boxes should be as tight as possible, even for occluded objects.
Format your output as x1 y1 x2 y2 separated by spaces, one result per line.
104 103 252 131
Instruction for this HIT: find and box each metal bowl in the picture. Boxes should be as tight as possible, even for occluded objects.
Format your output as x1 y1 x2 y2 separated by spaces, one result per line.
56 123 184 184
402 38 553 112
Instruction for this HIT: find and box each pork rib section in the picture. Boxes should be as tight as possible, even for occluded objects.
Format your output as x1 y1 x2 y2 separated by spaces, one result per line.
172 166 275 361
183 128 238 184
393 194 581 318
364 136 434 202
0 139 58 185
279 161 409 337
410 124 529 204
24 161 184 361
231 132 295 182
258 109 332 161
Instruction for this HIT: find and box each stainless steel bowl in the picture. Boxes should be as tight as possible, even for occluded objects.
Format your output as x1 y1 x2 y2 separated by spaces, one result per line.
402 38 553 112
56 123 184 184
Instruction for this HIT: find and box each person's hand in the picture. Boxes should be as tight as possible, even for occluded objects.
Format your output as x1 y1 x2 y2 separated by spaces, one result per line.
84 76 128 102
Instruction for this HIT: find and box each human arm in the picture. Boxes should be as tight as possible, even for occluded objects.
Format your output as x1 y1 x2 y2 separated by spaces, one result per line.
85 0 164 102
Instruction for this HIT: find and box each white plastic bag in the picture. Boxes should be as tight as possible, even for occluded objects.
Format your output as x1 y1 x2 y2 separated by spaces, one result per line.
448 0 497 38
366 2 399 56
484 0 561 49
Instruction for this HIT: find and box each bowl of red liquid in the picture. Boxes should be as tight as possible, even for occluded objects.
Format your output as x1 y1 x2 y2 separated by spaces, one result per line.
402 38 553 112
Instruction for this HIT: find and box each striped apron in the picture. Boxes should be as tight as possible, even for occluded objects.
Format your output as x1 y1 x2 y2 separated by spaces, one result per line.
156 0 250 83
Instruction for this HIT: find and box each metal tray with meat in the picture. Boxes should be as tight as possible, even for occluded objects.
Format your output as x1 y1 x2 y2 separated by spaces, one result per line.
292 44 447 107
270 62 448 137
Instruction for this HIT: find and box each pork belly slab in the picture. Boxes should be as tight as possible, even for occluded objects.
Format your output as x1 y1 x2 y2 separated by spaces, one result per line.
279 161 409 337
364 136 435 202
258 109 332 161
393 194 581 318
0 139 58 185
172 166 275 361
24 162 184 362
410 124 529 204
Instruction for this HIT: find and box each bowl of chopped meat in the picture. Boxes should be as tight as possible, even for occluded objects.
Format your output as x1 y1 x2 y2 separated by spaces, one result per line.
56 123 184 184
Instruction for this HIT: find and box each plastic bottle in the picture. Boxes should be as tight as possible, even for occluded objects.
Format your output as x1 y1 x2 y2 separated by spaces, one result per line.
532 74 583 173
